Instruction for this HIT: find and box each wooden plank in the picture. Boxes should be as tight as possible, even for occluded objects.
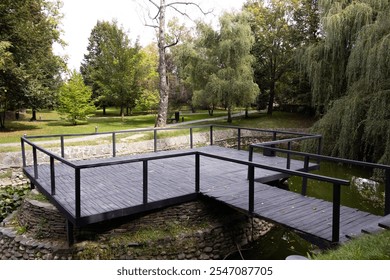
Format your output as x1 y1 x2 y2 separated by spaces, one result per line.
378 217 390 229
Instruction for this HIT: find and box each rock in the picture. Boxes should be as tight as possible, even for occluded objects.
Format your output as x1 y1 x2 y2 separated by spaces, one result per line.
204 247 213 253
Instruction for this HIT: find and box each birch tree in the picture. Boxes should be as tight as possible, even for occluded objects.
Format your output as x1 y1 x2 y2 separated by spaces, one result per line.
142 0 210 127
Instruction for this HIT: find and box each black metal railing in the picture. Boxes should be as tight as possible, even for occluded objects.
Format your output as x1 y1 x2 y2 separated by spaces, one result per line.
22 124 319 160
21 124 390 243
250 143 390 216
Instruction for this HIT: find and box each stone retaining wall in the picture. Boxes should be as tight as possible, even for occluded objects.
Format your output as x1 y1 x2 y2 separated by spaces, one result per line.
0 195 273 260
17 196 68 240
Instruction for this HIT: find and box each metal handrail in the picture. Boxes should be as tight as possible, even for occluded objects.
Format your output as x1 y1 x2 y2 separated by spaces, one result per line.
21 125 356 243
250 144 390 216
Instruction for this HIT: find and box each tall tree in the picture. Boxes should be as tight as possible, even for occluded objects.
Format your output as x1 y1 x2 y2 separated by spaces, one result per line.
302 0 390 163
0 0 65 127
136 44 160 113
185 13 259 122
58 71 95 125
143 0 210 127
81 21 143 120
244 0 302 115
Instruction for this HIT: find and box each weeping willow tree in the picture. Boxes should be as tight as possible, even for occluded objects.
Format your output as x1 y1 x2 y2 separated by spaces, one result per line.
302 0 390 164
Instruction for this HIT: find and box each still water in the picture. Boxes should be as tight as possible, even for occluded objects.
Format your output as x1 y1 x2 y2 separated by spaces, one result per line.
229 161 385 260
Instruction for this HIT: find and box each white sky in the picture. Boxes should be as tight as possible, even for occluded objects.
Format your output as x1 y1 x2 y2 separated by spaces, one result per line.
55 0 247 70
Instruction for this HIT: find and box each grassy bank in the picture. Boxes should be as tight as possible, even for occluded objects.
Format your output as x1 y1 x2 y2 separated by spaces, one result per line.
313 231 390 260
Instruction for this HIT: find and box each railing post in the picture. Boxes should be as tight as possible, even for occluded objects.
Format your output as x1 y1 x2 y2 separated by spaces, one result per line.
154 129 157 152
21 137 26 168
50 156 56 196
248 165 255 214
317 136 322 165
385 169 390 215
112 132 116 157
210 125 213 146
237 128 241 150
195 153 200 193
301 156 309 196
60 136 65 158
247 145 254 180
143 160 148 204
75 168 81 219
332 183 341 243
286 142 292 169
190 128 193 149
33 146 38 179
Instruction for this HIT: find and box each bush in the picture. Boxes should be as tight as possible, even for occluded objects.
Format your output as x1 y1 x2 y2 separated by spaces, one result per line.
0 185 30 222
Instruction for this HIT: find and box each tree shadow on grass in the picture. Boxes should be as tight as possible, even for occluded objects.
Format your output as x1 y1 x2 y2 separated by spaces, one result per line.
0 121 40 133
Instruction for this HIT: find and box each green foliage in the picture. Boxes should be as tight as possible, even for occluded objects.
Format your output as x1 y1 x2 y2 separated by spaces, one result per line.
0 0 65 128
303 0 390 163
80 20 145 118
245 0 316 115
180 12 259 122
0 185 30 222
58 71 96 125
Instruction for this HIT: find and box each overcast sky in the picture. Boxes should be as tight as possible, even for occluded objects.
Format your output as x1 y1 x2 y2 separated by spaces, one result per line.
55 0 247 70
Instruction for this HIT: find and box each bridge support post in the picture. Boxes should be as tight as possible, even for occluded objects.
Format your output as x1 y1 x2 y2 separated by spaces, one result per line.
195 153 200 193
248 165 255 214
210 125 213 146
332 183 341 243
143 160 148 204
66 220 74 247
301 156 309 196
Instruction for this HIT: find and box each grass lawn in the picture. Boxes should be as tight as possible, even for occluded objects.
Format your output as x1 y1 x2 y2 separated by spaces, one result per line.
193 111 316 129
0 109 315 145
313 230 390 260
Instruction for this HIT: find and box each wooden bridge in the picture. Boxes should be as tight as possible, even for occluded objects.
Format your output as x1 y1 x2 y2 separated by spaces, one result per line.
21 125 390 247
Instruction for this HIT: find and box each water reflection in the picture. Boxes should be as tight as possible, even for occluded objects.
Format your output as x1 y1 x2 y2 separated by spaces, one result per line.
227 225 318 260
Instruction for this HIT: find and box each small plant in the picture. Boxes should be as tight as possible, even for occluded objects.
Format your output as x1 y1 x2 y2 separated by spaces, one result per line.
16 225 28 234
0 185 30 222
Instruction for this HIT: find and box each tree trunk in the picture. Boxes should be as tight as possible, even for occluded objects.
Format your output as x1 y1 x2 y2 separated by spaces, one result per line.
103 105 106 115
227 107 232 123
0 110 5 129
120 106 124 122
245 108 249 118
267 81 275 115
155 0 169 127
31 109 37 121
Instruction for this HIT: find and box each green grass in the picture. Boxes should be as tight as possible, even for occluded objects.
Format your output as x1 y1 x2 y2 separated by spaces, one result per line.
313 231 390 260
0 109 315 145
192 111 316 129
0 110 157 144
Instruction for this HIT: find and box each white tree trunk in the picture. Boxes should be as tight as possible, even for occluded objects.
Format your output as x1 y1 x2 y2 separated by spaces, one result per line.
155 0 169 127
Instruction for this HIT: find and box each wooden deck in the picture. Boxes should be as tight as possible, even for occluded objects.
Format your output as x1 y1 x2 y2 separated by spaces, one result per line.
23 146 383 245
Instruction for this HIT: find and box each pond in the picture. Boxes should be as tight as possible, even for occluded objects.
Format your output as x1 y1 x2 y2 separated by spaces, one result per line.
228 161 385 260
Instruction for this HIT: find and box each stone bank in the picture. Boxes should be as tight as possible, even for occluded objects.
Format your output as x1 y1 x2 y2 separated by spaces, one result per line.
0 193 273 260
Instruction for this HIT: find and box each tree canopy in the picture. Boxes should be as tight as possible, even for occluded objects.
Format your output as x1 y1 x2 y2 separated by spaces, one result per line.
81 20 143 119
58 71 95 125
176 12 259 122
0 0 65 128
302 0 390 164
